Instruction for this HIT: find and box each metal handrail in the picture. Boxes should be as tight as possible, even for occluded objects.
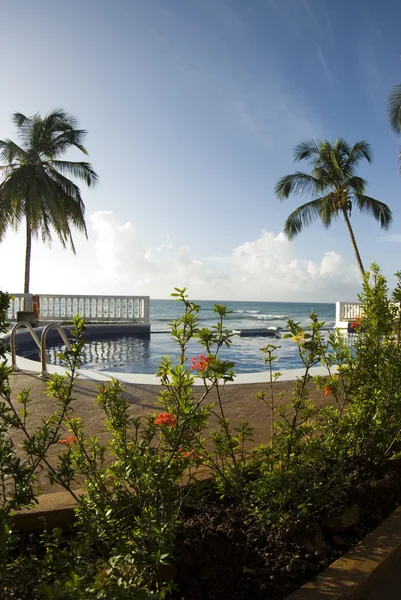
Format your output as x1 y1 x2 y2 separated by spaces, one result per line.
41 324 71 377
10 321 41 372
10 321 72 377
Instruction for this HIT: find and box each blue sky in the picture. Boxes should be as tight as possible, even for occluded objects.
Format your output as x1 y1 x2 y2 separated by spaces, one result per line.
0 0 400 301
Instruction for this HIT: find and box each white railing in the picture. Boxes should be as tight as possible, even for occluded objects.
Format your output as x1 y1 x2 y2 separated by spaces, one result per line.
7 294 150 324
335 301 363 329
7 294 33 320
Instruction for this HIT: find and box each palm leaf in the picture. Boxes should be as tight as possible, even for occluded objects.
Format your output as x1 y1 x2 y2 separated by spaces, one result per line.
388 84 401 134
0 140 26 163
293 139 321 163
354 195 393 229
283 195 335 240
344 141 371 175
50 160 98 186
275 172 323 199
346 176 367 194
12 112 34 148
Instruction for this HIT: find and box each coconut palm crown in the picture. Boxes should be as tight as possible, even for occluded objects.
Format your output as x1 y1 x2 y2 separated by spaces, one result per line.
0 109 98 292
274 138 392 278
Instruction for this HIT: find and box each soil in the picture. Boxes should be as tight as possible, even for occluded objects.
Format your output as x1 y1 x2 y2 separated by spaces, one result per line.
173 461 401 600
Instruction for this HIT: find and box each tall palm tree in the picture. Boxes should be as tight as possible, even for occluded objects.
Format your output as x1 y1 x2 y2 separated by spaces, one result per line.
0 110 98 292
274 138 392 278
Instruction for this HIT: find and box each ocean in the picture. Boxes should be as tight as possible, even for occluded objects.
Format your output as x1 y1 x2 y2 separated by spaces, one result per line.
20 299 336 375
150 299 335 333
145 299 335 374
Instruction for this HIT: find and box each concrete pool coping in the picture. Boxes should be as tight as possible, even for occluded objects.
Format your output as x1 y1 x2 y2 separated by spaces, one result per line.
5 351 330 385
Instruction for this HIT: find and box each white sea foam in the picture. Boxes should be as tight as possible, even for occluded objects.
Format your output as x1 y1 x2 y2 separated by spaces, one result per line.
256 314 288 320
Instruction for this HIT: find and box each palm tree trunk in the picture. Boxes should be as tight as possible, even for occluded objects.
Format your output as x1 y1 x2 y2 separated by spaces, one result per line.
342 208 365 278
24 218 32 293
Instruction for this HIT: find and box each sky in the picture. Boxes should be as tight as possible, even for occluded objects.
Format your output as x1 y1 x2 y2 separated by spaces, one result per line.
0 0 401 301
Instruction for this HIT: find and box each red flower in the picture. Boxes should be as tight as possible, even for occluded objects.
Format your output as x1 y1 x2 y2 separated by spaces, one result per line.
59 435 77 446
189 354 212 372
154 412 177 427
350 315 362 329
323 385 332 398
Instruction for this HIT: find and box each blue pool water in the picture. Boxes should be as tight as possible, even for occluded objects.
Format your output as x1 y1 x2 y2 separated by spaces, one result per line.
20 300 336 374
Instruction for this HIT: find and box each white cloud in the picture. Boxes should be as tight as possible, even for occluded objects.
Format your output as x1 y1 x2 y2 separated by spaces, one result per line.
0 212 361 302
232 231 360 300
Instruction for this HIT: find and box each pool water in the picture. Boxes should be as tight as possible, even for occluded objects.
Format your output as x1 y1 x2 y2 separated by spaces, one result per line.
20 331 321 374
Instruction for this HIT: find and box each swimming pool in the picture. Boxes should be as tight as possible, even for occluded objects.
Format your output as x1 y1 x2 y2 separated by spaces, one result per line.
11 300 337 375
15 328 318 374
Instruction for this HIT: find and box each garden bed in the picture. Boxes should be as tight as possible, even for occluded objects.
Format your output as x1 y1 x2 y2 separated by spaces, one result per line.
4 459 401 600
169 462 401 599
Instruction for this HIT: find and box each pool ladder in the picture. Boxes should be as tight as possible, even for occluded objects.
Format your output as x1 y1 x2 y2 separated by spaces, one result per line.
10 322 72 377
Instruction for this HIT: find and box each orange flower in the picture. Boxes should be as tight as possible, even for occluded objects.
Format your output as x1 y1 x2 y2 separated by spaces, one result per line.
323 385 332 398
178 447 197 459
154 412 177 427
189 354 212 372
59 435 77 446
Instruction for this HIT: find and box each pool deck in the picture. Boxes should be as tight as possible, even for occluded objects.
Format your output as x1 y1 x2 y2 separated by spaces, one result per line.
6 365 324 494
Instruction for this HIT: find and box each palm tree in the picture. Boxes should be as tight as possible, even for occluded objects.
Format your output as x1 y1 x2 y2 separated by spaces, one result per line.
274 138 392 278
0 110 98 292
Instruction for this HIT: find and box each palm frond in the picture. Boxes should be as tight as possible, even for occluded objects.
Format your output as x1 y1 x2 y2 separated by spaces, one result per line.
40 170 87 235
0 139 26 163
343 141 371 177
388 84 401 134
12 112 35 148
0 164 19 178
49 160 98 187
283 195 335 240
346 176 367 194
274 172 323 199
293 139 321 163
333 138 352 157
44 167 83 202
42 109 79 133
354 195 393 230
328 140 346 180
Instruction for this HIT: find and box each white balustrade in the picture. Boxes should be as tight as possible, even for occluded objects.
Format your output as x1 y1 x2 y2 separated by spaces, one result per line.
6 294 33 320
7 294 150 324
335 301 363 329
